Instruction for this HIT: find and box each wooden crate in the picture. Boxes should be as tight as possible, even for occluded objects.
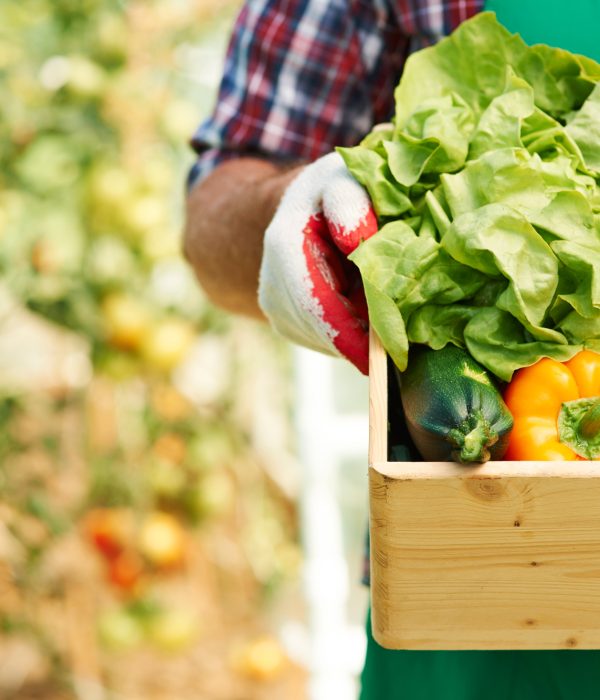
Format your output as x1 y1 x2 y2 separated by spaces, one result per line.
368 329 600 650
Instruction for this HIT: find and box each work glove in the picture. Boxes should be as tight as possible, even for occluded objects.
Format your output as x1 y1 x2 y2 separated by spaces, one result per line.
258 151 378 375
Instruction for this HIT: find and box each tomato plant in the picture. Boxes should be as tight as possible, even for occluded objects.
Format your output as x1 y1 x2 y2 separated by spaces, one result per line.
0 1 302 697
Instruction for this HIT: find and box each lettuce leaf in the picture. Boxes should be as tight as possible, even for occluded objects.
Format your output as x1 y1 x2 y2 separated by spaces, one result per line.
339 12 600 380
565 83 600 173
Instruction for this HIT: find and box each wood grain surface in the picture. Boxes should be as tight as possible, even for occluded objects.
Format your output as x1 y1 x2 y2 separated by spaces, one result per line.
368 332 600 650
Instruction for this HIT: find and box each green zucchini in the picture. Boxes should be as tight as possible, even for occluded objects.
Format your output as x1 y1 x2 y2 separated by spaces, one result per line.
397 345 513 464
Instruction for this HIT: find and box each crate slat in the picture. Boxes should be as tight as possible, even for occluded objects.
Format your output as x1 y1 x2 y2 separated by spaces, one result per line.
368 331 600 650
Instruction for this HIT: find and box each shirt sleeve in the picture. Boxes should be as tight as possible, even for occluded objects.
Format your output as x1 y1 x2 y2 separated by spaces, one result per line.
187 0 408 188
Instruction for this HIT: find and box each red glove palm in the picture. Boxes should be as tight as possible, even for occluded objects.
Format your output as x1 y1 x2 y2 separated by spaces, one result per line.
258 152 378 374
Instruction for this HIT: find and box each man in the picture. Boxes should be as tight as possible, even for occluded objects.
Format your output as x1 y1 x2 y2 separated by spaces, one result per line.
184 1 600 697
184 1 470 376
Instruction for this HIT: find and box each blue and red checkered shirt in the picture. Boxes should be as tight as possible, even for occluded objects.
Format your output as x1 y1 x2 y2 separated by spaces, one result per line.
188 0 485 583
188 0 484 188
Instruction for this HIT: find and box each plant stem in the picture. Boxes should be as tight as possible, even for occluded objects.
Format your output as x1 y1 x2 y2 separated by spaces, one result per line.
578 398 600 440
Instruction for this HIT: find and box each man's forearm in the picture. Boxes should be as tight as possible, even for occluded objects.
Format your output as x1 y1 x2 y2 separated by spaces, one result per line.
183 158 303 319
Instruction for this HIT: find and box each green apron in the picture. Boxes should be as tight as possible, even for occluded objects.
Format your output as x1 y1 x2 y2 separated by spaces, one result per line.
360 3 600 698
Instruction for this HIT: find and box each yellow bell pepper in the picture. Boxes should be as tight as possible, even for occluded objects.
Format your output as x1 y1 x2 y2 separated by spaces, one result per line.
503 351 600 460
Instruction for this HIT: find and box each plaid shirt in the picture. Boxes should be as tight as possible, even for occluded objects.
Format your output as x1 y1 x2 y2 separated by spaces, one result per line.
188 0 484 188
188 0 485 583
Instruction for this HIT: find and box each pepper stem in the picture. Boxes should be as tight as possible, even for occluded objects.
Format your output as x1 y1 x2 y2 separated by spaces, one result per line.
447 411 498 464
558 397 600 460
578 398 600 440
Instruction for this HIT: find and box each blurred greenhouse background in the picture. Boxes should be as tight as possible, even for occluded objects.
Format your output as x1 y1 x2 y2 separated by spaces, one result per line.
0 1 370 699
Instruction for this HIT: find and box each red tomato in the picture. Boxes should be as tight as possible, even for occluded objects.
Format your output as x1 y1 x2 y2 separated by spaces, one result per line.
83 508 132 561
107 550 146 594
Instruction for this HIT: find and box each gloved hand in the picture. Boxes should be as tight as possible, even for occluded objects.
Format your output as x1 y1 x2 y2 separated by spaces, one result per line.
258 151 378 375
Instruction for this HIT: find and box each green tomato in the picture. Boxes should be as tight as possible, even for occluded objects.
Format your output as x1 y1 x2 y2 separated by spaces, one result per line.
86 235 136 285
149 460 186 499
66 56 106 98
98 609 144 652
186 471 235 521
146 609 198 653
